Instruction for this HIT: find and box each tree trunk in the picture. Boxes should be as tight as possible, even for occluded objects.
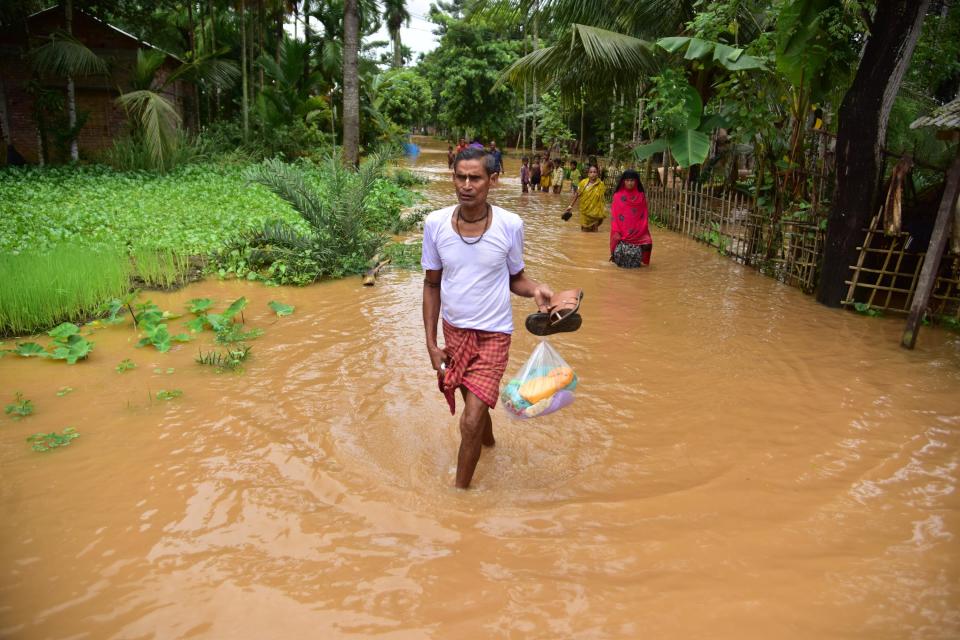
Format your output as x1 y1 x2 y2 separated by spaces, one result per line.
187 1 200 131
65 0 78 162
210 0 220 119
817 0 930 307
342 0 360 166
579 92 585 159
392 29 402 68
531 1 538 154
303 0 312 86
240 0 249 142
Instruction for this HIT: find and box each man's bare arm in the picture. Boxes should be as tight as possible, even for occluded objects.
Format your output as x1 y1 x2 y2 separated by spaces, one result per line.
510 270 553 312
423 269 446 370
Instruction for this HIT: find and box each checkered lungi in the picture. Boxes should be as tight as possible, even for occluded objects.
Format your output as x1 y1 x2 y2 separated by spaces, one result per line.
438 319 511 415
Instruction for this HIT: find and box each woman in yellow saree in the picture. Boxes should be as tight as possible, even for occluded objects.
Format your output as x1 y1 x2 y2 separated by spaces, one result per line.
562 165 606 231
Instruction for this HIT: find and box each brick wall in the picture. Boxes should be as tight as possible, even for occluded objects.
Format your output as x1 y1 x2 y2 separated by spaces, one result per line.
0 6 191 164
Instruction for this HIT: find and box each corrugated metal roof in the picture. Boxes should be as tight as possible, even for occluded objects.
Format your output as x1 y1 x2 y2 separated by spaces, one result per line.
910 98 960 130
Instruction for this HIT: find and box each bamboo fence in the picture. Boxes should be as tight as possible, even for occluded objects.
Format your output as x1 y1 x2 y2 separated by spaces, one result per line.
643 183 960 319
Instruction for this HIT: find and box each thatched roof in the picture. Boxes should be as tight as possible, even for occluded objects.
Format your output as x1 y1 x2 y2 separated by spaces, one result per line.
910 98 960 130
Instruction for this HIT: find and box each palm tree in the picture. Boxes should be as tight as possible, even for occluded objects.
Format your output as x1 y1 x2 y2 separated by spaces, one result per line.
383 0 410 68
256 35 323 126
342 0 360 165
117 48 238 171
29 4 109 162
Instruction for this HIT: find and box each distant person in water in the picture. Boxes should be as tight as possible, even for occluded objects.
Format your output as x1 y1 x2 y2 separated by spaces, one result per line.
552 160 565 194
541 159 553 192
520 156 530 194
530 156 542 192
568 160 581 193
456 138 467 155
489 140 503 174
468 138 485 150
609 169 653 267
447 145 455 169
422 146 557 489
563 164 606 231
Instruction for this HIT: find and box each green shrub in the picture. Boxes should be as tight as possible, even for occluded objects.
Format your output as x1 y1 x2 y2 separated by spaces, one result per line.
215 152 410 284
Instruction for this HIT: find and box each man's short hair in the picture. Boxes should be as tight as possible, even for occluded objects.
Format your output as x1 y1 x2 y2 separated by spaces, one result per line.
453 147 499 176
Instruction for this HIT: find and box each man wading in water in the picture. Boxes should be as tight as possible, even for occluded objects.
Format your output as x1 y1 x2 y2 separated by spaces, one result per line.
422 147 556 489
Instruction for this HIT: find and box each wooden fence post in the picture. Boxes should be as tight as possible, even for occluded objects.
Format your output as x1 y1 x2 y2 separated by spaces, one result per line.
901 152 960 349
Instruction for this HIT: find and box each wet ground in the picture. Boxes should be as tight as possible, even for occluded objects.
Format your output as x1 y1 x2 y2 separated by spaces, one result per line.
1 140 959 638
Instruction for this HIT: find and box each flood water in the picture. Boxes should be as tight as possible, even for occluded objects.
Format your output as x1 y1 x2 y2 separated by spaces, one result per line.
2 140 959 639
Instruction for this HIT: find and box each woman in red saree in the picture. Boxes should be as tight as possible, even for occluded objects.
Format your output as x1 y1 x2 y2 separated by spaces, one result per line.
609 169 653 267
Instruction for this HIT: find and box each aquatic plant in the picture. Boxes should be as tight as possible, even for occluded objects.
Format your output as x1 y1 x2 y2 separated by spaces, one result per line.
27 427 79 452
0 164 306 256
13 323 94 364
116 359 136 372
196 344 252 370
267 301 295 317
156 390 183 401
5 392 34 419
133 301 191 352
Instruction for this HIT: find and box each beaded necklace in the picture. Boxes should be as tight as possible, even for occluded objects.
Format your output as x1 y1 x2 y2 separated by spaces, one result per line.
455 204 491 245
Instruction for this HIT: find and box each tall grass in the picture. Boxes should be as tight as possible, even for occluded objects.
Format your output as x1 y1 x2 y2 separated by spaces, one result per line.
0 245 130 337
131 247 192 288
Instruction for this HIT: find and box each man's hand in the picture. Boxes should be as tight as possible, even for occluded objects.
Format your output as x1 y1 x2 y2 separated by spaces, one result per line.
533 284 554 313
427 344 448 372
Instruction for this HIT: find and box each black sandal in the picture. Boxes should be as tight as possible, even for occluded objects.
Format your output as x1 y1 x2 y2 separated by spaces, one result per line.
525 289 583 336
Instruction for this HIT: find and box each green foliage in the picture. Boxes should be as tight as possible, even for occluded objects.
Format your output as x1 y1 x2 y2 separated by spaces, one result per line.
0 164 307 256
56 386 73 396
217 153 410 284
853 302 883 318
658 36 765 71
215 324 264 344
381 241 422 269
268 301 295 317
156 389 183 401
376 69 435 128
134 301 191 352
13 323 94 364
27 427 79 452
131 248 192 288
537 92 575 150
389 168 428 187
116 359 136 372
196 344 252 370
419 19 522 140
937 315 960 332
0 244 129 336
5 392 34 419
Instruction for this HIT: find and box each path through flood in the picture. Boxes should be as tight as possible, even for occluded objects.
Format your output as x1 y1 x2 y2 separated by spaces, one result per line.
1 140 959 638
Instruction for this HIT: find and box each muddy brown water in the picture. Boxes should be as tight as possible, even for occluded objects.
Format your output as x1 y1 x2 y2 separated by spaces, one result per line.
2 140 959 639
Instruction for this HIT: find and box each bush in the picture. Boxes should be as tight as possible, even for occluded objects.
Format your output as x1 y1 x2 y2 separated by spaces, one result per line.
214 152 415 284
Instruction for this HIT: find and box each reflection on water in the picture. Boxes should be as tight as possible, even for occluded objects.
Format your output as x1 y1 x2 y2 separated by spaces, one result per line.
1 138 959 639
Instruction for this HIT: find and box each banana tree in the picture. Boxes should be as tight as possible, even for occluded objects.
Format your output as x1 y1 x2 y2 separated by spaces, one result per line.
631 37 762 169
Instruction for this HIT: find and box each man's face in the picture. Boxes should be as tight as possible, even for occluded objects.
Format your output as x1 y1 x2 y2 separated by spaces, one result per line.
453 159 497 207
